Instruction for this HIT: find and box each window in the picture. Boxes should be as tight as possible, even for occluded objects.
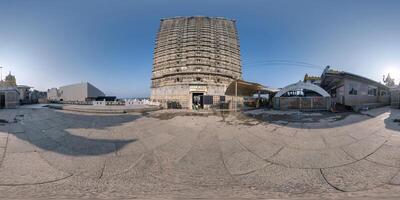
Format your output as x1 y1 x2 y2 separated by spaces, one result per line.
380 91 387 96
349 84 358 95
368 86 377 96
196 77 202 82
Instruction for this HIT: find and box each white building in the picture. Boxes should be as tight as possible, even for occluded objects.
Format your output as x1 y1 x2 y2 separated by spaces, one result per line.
47 82 105 102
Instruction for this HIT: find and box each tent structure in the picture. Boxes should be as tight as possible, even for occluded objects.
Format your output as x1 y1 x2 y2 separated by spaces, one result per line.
225 80 279 110
225 80 279 97
275 81 331 97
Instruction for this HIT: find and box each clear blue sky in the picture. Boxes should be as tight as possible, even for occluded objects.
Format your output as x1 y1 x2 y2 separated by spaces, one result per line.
1 0 399 97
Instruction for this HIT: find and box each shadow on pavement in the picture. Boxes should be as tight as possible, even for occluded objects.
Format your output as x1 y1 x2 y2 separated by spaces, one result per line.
385 108 400 132
3 108 141 156
242 106 392 129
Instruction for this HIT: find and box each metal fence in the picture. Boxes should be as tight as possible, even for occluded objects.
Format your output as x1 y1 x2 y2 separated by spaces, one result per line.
273 97 331 111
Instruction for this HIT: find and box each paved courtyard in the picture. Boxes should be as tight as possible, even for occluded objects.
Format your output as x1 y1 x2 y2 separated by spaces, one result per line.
1 106 400 199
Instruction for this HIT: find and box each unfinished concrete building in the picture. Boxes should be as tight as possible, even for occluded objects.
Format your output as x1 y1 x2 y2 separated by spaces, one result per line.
150 16 242 109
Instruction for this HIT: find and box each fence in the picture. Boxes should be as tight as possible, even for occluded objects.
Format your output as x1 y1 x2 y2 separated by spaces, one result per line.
273 97 331 111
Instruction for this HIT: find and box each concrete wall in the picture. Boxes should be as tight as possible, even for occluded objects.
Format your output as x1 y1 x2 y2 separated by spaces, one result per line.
151 84 227 109
0 90 19 109
273 97 331 111
47 88 60 101
392 90 400 108
332 79 390 107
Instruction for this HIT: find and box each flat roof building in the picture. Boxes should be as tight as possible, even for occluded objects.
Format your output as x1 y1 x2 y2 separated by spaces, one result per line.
47 82 105 102
0 88 19 109
150 16 242 109
320 66 390 111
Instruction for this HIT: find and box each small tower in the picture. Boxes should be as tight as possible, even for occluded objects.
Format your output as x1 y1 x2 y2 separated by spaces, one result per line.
3 71 17 87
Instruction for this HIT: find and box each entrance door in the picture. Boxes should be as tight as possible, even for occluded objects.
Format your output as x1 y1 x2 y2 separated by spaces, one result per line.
0 94 5 109
192 93 203 109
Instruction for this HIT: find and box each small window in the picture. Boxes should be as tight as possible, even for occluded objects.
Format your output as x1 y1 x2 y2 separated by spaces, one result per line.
175 78 180 82
368 86 377 96
349 83 358 95
349 88 358 95
176 61 180 64
196 77 202 82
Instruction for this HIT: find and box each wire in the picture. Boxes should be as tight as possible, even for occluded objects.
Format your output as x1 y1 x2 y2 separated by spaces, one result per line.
241 60 325 70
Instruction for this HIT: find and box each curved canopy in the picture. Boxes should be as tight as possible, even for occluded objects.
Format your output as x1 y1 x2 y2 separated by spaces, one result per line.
275 81 330 97
225 80 279 96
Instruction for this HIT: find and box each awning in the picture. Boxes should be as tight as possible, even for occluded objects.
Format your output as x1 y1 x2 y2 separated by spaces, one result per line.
225 80 279 97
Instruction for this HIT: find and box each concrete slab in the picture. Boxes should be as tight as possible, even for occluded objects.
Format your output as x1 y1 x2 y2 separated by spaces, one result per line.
236 164 334 193
269 147 355 168
342 134 387 160
366 144 400 167
321 160 398 192
224 151 269 175
287 135 327 150
6 134 37 153
0 135 7 148
323 134 358 148
0 152 70 185
40 147 107 178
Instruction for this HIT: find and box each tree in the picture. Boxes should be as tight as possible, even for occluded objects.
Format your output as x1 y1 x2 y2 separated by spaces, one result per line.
383 74 395 87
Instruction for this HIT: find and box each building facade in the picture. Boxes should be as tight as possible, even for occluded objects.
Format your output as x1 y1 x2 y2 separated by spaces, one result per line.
391 86 400 108
320 66 390 110
47 82 105 102
150 16 242 109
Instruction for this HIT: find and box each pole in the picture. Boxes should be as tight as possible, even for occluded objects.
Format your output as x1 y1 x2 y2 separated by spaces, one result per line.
235 80 238 111
0 66 2 81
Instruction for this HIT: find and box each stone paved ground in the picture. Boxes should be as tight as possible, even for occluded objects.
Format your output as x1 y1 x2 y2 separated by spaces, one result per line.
0 106 400 199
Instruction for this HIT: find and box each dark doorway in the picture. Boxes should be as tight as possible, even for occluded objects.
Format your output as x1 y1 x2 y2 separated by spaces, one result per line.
0 94 5 109
192 93 203 109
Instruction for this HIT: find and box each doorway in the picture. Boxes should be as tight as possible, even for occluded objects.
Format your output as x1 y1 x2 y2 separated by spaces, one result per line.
192 93 203 109
0 93 5 109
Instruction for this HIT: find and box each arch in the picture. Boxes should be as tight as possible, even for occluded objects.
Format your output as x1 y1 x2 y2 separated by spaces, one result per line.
275 81 330 97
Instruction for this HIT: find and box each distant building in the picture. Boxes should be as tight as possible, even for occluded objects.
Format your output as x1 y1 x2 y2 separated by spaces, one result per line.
30 90 48 104
391 86 400 108
0 89 19 109
17 85 32 104
0 72 20 108
320 66 390 110
303 74 321 85
47 82 105 102
150 16 242 109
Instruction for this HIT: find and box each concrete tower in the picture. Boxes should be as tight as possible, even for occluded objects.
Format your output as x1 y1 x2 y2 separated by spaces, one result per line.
150 16 242 108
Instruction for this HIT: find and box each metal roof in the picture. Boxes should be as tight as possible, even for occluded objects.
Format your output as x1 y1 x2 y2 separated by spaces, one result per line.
225 80 279 96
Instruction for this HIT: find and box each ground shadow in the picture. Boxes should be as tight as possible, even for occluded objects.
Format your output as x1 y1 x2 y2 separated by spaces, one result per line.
2 108 142 156
241 107 391 129
384 108 400 132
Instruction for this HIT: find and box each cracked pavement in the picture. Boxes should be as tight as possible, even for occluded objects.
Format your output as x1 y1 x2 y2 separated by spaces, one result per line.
1 106 400 199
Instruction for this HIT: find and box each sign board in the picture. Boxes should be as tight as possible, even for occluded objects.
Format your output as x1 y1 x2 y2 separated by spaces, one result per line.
189 85 207 92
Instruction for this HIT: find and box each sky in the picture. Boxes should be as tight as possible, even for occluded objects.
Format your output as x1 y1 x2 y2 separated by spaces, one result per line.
0 0 399 98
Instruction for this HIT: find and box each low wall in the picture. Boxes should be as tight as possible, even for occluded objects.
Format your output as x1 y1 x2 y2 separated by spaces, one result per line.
273 97 331 111
392 90 400 108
